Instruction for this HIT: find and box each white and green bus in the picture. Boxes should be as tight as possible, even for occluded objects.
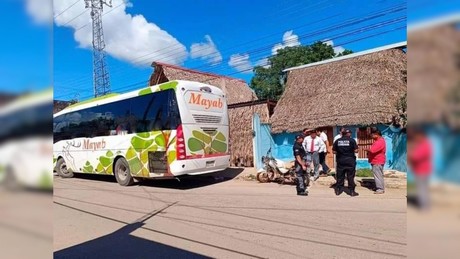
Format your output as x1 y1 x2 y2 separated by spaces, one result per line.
0 89 53 190
53 80 230 186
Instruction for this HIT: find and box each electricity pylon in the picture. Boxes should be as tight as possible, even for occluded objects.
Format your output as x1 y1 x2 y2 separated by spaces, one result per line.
85 0 112 97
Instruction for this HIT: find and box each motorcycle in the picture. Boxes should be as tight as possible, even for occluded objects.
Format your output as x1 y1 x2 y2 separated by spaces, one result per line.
256 148 310 187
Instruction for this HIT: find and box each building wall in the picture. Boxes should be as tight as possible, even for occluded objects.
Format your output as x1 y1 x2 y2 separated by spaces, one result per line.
253 115 275 169
229 104 270 167
407 127 460 185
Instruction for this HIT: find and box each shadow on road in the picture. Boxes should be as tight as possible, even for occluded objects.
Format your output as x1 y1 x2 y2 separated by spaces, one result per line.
358 178 377 191
70 168 245 190
54 221 209 259
54 200 265 259
138 168 244 190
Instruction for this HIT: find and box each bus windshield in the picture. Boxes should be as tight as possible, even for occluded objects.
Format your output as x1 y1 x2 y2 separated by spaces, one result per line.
0 102 52 144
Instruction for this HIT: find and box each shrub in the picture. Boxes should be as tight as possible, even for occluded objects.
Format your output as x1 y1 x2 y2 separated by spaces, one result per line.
356 168 373 177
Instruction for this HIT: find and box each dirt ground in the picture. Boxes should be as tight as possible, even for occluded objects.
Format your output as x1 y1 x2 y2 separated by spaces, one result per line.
53 170 407 258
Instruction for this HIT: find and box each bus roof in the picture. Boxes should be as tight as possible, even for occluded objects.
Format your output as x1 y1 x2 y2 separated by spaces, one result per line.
54 80 224 117
0 88 52 116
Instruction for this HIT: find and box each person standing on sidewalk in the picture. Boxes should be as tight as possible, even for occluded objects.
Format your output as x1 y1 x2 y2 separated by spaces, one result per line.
408 128 432 210
316 128 331 176
293 135 308 196
303 129 325 181
367 129 386 194
333 129 359 197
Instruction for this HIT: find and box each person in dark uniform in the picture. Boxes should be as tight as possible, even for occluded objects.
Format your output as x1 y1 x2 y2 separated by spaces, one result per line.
293 135 308 196
332 129 359 197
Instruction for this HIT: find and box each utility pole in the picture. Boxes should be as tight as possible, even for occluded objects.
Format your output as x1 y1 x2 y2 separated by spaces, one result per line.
85 0 111 97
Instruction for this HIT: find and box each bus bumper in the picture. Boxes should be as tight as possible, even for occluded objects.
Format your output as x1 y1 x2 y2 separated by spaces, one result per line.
169 155 230 176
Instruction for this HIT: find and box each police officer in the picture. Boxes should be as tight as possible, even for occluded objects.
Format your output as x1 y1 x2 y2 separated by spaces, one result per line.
293 135 308 196
332 129 359 197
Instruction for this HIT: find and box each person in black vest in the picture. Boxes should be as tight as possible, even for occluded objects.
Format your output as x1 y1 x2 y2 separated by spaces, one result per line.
293 135 308 196
332 129 359 197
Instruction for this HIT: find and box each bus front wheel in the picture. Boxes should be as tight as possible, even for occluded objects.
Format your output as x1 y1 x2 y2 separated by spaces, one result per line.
56 158 74 178
114 158 134 186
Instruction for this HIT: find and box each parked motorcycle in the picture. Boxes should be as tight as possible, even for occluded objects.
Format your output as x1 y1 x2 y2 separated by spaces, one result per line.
256 148 310 187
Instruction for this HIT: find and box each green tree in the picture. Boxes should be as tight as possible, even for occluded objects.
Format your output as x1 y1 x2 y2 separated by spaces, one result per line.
250 41 352 100
336 49 353 57
394 92 407 128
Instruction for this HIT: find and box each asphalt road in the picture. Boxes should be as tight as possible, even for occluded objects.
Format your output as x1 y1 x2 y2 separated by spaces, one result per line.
53 170 407 259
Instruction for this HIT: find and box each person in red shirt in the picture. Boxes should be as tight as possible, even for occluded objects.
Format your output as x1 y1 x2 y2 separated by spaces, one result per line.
408 128 432 210
367 129 386 194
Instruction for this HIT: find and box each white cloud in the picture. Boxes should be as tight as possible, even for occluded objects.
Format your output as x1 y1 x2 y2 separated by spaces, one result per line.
25 0 52 25
324 39 345 55
27 0 187 66
228 54 253 73
271 30 301 55
256 58 270 68
190 35 222 65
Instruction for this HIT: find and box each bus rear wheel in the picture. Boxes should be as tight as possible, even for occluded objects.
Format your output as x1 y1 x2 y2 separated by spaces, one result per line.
114 158 134 186
56 158 74 178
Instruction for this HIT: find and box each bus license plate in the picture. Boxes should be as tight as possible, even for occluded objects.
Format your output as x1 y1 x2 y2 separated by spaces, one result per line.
206 161 215 168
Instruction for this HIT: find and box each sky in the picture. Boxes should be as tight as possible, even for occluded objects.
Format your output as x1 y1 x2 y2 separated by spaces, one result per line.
2 0 459 100
0 0 51 94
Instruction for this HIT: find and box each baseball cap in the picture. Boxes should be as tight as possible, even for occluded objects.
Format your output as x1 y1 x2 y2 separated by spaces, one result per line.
344 129 352 134
295 135 304 140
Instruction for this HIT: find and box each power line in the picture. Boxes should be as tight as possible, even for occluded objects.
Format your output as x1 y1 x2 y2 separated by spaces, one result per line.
54 0 81 18
197 16 406 76
98 6 406 85
114 3 406 79
56 23 406 101
55 0 342 87
61 9 89 27
55 16 405 98
56 3 405 90
61 0 338 90
185 5 406 74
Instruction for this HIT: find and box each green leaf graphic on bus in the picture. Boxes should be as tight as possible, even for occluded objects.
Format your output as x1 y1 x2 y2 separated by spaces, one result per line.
154 134 166 147
188 137 205 152
211 140 227 152
192 131 212 144
94 150 116 174
125 131 175 177
126 146 143 176
131 136 154 151
138 88 152 96
188 130 227 155
158 81 178 91
83 161 94 173
138 81 178 96
167 150 176 164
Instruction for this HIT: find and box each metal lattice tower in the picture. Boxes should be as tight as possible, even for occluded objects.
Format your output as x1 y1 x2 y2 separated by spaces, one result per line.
85 0 111 97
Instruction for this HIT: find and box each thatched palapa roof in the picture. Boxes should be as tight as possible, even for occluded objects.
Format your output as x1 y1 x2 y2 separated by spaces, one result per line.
149 62 257 104
54 100 74 114
408 18 460 126
270 42 407 133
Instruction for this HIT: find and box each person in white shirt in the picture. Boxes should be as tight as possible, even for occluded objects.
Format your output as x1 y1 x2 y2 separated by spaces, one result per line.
316 129 331 175
333 127 346 144
302 128 326 181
